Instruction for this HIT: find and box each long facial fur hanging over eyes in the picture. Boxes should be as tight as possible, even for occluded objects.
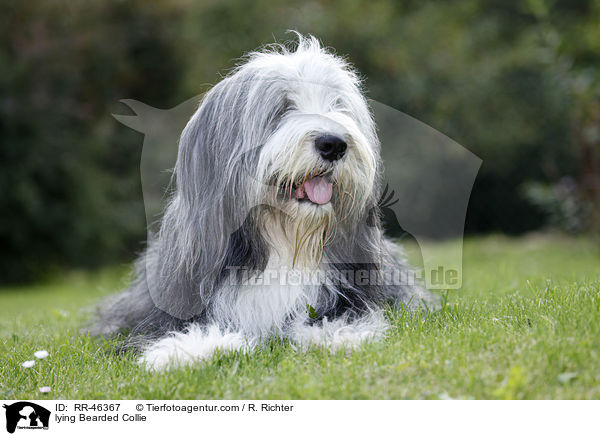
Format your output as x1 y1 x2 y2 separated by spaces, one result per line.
91 34 438 370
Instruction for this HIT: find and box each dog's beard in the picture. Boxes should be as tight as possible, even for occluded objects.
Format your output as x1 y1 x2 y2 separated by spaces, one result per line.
258 205 334 269
256 161 372 268
252 114 377 269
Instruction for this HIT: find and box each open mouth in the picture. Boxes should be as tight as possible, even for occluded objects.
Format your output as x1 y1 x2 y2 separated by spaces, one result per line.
294 174 333 205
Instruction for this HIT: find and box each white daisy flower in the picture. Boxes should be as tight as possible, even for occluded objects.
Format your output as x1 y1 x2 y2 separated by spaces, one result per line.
34 350 49 359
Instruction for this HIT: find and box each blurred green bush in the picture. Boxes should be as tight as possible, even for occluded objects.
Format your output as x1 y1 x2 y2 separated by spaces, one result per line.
1 0 598 283
1 0 187 282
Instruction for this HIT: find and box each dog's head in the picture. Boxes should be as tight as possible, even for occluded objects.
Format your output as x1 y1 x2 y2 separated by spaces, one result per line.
249 39 378 222
173 34 381 271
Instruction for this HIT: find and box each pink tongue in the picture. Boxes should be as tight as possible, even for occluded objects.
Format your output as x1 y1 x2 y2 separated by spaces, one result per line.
303 176 333 204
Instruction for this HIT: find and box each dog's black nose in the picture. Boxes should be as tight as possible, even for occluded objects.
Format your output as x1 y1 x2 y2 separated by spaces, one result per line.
315 134 347 162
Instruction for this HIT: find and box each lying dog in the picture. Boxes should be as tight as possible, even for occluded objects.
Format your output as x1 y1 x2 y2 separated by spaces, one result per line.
92 34 436 370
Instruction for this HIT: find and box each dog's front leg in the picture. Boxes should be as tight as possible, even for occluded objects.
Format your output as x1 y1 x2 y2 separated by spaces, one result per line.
139 324 255 371
287 311 389 352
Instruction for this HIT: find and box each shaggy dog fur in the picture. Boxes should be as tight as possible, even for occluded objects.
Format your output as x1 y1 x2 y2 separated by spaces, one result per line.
91 34 437 370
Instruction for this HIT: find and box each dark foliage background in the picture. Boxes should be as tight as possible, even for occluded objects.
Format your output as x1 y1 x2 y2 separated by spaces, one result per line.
1 0 598 283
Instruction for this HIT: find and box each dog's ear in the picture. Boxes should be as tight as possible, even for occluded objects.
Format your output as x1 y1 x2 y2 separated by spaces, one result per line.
144 71 273 321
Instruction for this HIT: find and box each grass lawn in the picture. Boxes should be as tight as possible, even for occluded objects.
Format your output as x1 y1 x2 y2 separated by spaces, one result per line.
1 234 599 399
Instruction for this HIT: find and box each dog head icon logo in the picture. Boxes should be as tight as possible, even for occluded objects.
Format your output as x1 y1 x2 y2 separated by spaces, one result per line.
3 402 50 433
114 93 480 303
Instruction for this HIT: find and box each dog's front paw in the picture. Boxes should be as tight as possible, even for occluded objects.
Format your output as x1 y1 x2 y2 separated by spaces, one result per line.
138 324 251 371
138 343 185 371
138 338 201 371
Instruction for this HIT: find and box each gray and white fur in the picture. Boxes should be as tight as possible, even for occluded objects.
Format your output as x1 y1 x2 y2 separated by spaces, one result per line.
91 34 436 370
